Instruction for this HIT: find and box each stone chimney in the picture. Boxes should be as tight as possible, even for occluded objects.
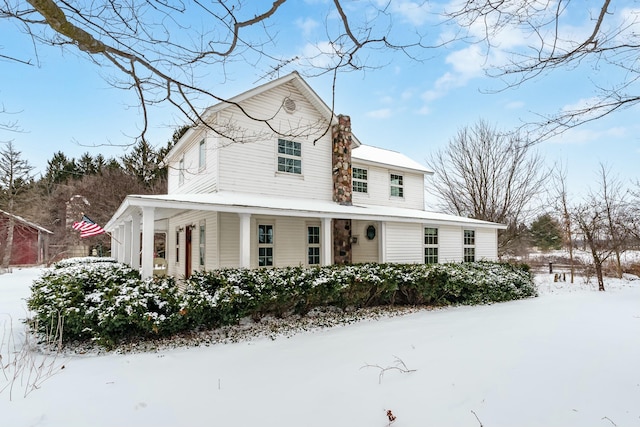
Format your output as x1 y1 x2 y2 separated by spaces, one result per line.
331 115 353 264
332 115 352 206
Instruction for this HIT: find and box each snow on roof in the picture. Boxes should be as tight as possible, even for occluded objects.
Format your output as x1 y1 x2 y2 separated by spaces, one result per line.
0 209 53 234
352 145 432 174
108 191 504 230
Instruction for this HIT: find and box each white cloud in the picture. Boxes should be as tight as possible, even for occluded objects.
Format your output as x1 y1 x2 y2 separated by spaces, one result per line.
548 125 628 145
295 17 320 37
379 0 433 26
297 41 341 68
366 108 393 119
505 101 525 110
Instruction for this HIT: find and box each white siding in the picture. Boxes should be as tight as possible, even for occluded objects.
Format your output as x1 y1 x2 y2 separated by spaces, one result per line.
219 212 240 268
168 129 219 195
384 222 423 264
352 163 425 210
166 211 219 276
351 220 379 263
476 228 498 261
215 82 334 201
437 225 463 263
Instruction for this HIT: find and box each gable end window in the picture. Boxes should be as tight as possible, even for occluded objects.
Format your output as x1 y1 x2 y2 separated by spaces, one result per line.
277 139 302 174
198 139 206 170
353 167 368 193
463 229 475 262
390 173 404 197
178 157 185 185
424 227 438 264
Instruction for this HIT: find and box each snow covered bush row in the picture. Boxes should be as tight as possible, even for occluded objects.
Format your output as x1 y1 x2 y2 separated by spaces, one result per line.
26 259 535 348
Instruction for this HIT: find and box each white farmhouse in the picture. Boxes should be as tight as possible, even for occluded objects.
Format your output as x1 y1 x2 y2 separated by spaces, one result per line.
105 72 505 278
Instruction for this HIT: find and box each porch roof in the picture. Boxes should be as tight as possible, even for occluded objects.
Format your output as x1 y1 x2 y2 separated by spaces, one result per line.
105 191 507 231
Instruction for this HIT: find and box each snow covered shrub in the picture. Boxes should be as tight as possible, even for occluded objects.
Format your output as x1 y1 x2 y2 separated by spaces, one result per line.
27 261 187 347
51 256 117 269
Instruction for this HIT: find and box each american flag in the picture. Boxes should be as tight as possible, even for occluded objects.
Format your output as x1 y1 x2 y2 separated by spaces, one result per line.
72 215 106 238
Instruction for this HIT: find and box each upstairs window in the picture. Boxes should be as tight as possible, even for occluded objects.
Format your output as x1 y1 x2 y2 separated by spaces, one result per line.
424 227 438 264
464 229 475 262
390 173 404 197
198 139 206 169
353 167 368 193
277 139 302 174
258 224 274 267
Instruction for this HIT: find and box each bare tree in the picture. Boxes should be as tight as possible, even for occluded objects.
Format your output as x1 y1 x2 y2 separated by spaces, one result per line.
551 163 575 283
1 0 436 143
0 141 34 268
447 0 640 140
572 165 629 290
427 119 549 254
595 164 628 279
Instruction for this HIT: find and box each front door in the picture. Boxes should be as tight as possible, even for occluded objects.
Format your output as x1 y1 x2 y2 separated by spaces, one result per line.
185 226 192 278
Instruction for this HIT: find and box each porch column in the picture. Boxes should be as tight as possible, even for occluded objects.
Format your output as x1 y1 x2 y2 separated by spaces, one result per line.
141 206 155 279
238 213 251 268
321 217 332 266
379 222 387 263
130 210 141 269
123 220 132 267
117 225 125 263
111 233 118 260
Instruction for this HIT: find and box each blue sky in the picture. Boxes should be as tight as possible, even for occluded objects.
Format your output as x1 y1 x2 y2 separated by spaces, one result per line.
1 0 638 204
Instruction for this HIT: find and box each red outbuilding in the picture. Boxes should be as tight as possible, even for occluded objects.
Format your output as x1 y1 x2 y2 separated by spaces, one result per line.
0 210 52 266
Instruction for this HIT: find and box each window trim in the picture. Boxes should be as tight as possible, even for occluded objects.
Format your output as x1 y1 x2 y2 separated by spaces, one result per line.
352 167 368 194
390 173 404 198
198 139 206 170
424 227 439 264
175 227 181 264
257 223 275 267
463 229 476 262
199 220 206 268
276 139 302 175
178 156 185 185
306 224 321 266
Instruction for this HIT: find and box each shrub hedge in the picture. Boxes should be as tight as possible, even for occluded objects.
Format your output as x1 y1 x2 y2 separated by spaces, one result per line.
27 258 536 348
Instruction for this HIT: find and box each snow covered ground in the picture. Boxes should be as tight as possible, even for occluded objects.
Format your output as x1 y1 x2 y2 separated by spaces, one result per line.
2 267 639 427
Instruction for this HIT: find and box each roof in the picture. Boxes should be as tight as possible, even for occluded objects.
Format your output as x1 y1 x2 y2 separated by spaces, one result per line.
0 210 53 234
352 144 433 174
105 191 505 231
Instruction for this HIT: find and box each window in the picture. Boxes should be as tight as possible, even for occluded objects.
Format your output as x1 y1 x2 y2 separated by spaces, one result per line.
464 229 475 262
390 173 404 197
307 225 321 265
277 139 302 174
198 139 206 169
178 157 185 185
424 227 438 264
353 167 368 193
258 224 274 266
199 220 206 268
175 228 181 263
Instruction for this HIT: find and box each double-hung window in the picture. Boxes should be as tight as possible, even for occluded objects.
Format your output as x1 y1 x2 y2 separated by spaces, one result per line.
199 220 206 268
352 167 368 193
424 227 438 264
277 139 302 174
198 139 206 170
390 173 404 197
258 224 274 267
175 228 181 263
178 157 185 185
307 225 321 265
463 229 475 262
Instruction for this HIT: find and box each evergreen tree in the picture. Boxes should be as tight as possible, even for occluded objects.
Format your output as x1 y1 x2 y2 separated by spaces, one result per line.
530 213 563 251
